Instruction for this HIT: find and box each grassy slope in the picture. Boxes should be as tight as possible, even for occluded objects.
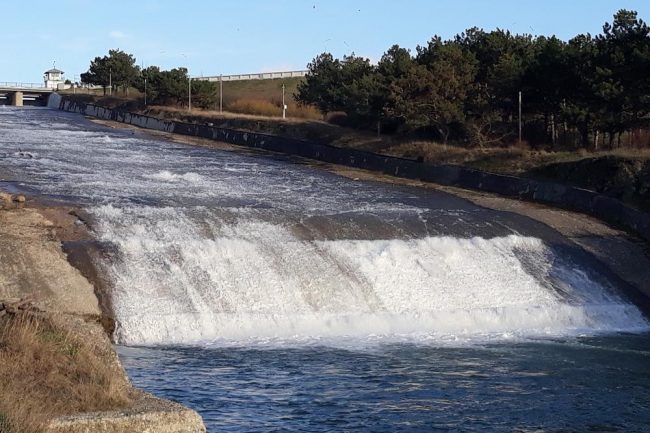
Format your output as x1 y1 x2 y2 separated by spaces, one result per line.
63 77 321 119
0 310 130 433
220 77 302 105
0 197 131 433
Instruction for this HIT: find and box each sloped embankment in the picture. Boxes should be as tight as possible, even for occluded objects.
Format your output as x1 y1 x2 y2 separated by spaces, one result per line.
0 192 205 433
529 156 650 212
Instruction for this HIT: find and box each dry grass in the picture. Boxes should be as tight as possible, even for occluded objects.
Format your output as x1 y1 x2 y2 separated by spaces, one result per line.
66 77 323 120
594 147 650 160
384 141 532 171
226 98 280 117
0 312 130 433
147 104 322 124
220 77 302 103
384 141 650 175
218 78 321 119
226 98 320 119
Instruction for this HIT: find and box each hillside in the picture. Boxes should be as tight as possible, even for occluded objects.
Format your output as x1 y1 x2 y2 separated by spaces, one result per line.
66 77 320 119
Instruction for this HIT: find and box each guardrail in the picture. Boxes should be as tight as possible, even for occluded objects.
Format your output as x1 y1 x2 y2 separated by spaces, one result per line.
0 82 49 90
197 70 308 82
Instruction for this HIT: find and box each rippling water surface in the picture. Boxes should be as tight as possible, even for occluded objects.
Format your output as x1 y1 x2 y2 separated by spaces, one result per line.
119 336 650 433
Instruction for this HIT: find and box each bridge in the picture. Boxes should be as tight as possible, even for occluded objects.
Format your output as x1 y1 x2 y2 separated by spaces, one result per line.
0 83 54 106
197 69 308 83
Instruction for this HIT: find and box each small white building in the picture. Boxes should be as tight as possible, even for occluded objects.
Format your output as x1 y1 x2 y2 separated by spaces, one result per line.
44 68 65 89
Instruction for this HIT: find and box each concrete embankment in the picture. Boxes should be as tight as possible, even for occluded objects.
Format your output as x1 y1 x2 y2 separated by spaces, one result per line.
47 390 205 433
52 94 650 244
0 192 205 433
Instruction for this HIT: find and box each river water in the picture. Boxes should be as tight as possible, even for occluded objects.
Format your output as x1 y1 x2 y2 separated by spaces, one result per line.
1 107 650 432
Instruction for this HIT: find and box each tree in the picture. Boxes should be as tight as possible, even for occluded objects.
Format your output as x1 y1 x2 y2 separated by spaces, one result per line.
377 45 413 80
296 52 386 129
390 37 478 142
191 79 218 109
522 36 569 146
81 49 139 96
560 34 600 148
133 65 217 108
375 45 414 131
134 66 162 102
596 9 650 144
80 56 109 95
335 54 381 126
295 53 342 113
152 68 189 105
293 9 648 148
453 28 535 144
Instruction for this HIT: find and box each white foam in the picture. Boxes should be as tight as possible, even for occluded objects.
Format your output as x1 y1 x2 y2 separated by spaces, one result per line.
0 109 420 213
89 206 649 346
143 170 204 183
1 110 647 348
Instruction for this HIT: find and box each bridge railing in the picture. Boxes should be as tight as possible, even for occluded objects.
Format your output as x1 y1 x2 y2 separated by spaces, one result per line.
0 82 48 89
197 70 309 82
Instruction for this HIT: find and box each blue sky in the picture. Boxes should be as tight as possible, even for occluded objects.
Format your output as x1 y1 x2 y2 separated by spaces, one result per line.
2 0 649 83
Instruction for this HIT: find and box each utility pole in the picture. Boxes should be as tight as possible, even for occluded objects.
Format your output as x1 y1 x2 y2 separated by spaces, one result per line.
282 83 286 119
109 68 112 96
180 53 191 111
219 74 223 113
141 61 147 106
518 91 522 145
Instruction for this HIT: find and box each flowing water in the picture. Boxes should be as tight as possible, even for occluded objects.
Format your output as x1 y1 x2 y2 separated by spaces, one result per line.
1 107 650 432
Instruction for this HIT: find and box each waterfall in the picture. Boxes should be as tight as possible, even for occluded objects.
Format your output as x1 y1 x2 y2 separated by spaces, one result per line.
0 107 646 347
91 205 649 346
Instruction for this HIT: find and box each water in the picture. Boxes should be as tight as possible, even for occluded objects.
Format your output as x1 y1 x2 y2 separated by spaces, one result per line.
119 336 650 432
1 107 650 431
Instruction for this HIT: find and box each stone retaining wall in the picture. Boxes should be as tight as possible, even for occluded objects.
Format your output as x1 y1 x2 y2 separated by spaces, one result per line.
57 97 650 243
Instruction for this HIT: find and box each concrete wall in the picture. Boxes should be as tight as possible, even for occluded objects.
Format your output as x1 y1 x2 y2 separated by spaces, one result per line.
47 92 62 109
57 97 650 243
11 91 23 106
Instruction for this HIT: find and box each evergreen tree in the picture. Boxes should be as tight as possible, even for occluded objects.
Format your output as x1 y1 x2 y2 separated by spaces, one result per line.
81 49 139 96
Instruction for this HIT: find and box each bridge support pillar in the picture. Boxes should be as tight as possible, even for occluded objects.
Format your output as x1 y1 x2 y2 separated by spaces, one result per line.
11 91 23 107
